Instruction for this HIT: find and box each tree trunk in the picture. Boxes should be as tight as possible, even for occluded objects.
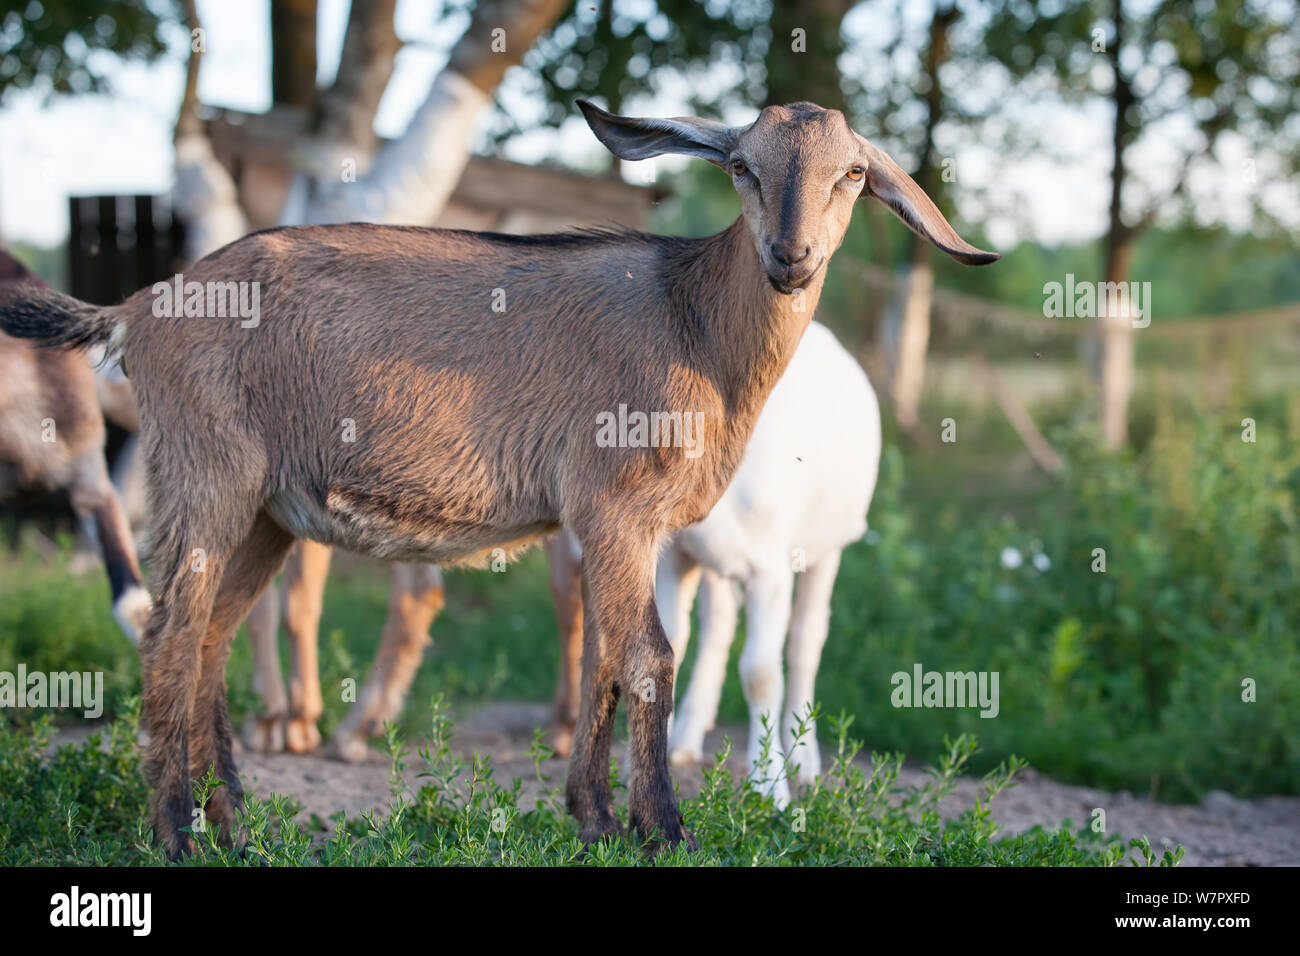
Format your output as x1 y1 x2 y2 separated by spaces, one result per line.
890 2 957 430
271 0 319 111
765 0 854 110
1101 235 1136 449
1101 0 1136 450
172 0 248 261
312 0 400 158
891 256 933 428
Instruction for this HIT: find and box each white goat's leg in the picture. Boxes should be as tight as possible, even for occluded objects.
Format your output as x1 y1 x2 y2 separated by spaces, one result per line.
329 563 443 762
648 551 699 771
657 550 702 672
738 567 794 807
668 568 736 767
241 585 287 752
783 551 842 785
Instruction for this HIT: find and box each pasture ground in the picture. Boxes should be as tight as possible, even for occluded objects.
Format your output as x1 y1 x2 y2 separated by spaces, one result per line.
38 699 1300 866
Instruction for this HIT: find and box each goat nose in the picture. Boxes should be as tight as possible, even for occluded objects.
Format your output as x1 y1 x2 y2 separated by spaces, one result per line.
770 241 812 267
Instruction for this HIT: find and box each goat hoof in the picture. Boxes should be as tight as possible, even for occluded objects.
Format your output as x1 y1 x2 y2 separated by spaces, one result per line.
630 809 698 853
668 744 702 767
578 819 621 845
549 722 575 759
158 822 196 862
242 715 285 753
326 733 370 764
284 718 321 753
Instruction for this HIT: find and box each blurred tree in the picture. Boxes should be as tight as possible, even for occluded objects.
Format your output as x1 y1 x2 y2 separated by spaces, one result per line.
511 0 765 130
170 0 570 258
271 0 319 111
0 0 177 101
767 0 856 111
981 0 1300 449
510 0 860 127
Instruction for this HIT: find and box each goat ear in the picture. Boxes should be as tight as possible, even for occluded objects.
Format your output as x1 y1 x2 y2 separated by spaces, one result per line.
577 100 737 166
856 135 1000 266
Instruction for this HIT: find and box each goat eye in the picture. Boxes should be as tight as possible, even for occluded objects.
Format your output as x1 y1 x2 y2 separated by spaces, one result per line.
730 160 748 178
846 165 866 182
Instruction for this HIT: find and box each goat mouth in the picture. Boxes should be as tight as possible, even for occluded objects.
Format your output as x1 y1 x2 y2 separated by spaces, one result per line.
767 259 824 295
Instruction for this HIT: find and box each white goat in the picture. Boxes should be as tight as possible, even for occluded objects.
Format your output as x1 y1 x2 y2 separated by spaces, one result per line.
657 320 878 805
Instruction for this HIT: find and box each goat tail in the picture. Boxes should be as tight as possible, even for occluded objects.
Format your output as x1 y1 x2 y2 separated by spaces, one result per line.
0 285 120 351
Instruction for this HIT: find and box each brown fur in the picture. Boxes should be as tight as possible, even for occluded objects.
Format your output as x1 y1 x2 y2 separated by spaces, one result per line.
0 101 996 857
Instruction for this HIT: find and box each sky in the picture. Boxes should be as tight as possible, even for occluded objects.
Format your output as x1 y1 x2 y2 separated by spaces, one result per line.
0 0 1292 250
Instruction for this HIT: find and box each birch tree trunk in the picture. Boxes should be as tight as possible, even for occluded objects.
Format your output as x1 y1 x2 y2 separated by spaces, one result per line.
171 0 248 261
173 0 568 257
291 0 569 227
1100 0 1136 450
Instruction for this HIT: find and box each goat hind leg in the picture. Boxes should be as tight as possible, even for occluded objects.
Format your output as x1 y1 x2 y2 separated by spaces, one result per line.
283 540 332 752
70 454 150 643
545 532 584 759
329 562 443 762
241 585 287 753
139 539 229 860
192 511 294 848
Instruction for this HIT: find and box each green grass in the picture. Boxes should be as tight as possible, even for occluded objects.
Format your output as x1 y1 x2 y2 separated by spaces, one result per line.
1 700 1182 866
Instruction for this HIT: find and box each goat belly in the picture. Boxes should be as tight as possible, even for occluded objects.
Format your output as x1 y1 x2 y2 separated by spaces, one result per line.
264 485 553 566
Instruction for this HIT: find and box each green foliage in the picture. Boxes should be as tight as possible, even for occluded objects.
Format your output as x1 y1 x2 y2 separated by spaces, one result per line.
0 541 139 723
0 0 178 101
980 0 1298 229
0 701 1143 866
496 0 769 140
806 394 1300 801
0 700 153 865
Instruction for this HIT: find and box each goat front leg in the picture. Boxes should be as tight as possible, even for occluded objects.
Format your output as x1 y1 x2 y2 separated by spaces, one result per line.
329 563 443 762
569 534 695 850
739 567 795 808
783 552 842 785
282 540 331 752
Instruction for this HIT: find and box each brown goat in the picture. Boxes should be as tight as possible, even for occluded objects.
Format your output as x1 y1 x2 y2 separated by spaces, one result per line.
0 251 150 642
0 101 996 857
